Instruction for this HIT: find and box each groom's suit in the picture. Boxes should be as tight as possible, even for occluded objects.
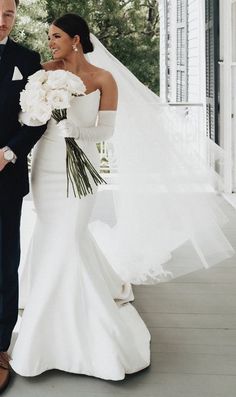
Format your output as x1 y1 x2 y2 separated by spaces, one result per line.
0 38 46 351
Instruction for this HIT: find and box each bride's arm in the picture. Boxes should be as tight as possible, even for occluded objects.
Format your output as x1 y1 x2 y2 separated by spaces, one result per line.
58 110 117 142
98 70 118 111
58 71 118 142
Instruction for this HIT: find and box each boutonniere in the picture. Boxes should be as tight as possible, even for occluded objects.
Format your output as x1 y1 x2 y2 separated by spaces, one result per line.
12 66 23 81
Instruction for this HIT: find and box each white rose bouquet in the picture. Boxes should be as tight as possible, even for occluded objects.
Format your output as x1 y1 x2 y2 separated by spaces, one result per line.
20 69 106 198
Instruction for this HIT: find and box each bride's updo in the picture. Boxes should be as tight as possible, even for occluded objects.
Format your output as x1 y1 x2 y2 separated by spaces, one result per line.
53 13 94 54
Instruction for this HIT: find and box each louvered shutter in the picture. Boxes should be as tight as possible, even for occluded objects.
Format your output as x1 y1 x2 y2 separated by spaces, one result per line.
205 0 219 143
176 0 188 102
164 0 171 102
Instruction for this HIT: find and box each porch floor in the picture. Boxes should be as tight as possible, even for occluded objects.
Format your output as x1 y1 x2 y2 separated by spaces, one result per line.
5 195 236 397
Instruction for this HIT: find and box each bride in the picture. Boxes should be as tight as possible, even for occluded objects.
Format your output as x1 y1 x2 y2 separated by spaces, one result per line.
10 13 151 380
11 12 234 379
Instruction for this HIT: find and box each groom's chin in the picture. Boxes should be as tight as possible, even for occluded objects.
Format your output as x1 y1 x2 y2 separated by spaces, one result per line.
0 31 8 41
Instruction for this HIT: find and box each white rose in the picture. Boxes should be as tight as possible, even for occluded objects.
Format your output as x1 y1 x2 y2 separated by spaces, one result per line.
19 90 31 112
46 70 69 90
46 89 71 110
45 70 86 95
19 111 46 127
20 88 47 112
20 99 51 125
30 102 52 124
65 72 86 95
28 69 48 85
24 81 43 91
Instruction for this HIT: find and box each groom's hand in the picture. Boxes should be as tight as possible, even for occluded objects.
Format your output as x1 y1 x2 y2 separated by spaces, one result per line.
0 150 9 172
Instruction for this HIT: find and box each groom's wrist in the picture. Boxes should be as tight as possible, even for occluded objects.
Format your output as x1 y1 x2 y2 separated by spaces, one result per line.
2 147 17 164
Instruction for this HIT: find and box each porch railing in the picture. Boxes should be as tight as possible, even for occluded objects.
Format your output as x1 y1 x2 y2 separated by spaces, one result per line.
165 102 225 189
99 103 225 190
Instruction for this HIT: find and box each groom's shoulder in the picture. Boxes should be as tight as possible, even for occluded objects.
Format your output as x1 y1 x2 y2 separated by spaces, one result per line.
9 39 40 60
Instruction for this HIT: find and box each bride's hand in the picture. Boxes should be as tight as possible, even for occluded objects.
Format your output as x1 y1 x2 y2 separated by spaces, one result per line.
57 119 79 139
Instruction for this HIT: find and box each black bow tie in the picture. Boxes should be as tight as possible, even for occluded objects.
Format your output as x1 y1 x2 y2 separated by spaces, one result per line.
0 44 6 57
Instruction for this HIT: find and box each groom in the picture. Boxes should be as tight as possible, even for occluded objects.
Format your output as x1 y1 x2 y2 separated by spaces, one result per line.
0 0 46 390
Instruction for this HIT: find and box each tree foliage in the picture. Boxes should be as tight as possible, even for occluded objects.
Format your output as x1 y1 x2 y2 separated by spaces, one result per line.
13 0 159 93
13 0 48 53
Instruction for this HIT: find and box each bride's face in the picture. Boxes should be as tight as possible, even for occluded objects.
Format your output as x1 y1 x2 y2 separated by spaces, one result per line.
48 24 74 60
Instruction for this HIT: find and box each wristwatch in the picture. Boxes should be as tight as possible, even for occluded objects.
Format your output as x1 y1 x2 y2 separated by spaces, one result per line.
2 146 16 163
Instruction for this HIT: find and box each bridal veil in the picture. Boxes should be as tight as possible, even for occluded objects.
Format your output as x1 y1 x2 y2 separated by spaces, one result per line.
87 34 234 284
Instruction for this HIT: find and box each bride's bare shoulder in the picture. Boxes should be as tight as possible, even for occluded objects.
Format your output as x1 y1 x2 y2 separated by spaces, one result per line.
42 60 64 71
92 66 116 86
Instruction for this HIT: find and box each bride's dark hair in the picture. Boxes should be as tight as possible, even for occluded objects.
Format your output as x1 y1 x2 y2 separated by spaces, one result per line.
53 13 94 54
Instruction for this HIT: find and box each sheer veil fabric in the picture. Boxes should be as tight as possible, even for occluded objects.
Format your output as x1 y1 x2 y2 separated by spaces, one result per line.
87 34 234 284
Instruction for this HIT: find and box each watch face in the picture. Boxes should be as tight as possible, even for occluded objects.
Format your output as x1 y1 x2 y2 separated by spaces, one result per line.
4 150 14 161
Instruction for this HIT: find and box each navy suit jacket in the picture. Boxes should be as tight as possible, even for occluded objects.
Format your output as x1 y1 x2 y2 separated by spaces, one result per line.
0 38 47 200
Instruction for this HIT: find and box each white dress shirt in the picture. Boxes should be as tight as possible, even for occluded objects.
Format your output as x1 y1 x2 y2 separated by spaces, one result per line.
0 37 8 45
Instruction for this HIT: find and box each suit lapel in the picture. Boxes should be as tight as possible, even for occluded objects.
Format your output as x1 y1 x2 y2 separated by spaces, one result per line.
0 38 17 86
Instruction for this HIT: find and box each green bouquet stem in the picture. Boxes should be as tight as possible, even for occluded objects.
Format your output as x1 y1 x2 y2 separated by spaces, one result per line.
52 109 106 198
65 137 107 198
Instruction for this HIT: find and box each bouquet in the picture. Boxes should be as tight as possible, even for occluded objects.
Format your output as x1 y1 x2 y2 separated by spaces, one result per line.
20 69 106 198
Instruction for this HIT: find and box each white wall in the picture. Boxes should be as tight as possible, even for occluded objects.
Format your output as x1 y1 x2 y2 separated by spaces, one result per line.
231 1 236 191
219 0 234 192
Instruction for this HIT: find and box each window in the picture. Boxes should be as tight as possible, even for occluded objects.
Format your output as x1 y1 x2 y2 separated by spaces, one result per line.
205 0 219 143
176 0 188 102
164 0 189 102
165 0 171 101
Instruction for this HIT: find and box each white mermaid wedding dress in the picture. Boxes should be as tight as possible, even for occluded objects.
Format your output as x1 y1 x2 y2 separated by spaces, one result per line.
10 90 151 380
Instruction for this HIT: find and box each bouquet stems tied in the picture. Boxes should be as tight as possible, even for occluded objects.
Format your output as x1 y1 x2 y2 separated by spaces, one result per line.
65 138 107 198
52 109 107 198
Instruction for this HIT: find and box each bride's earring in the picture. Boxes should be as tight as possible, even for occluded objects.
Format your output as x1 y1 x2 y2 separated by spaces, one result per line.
72 44 78 52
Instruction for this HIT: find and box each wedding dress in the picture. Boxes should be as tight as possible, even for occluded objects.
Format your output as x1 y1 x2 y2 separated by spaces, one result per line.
10 90 151 380
10 32 235 379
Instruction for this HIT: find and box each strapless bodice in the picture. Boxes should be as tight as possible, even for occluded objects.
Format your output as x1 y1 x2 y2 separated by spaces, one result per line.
68 89 101 127
46 89 101 135
31 89 101 200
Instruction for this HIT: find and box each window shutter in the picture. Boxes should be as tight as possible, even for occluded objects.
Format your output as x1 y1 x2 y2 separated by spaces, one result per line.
205 0 219 143
176 0 188 102
164 0 171 102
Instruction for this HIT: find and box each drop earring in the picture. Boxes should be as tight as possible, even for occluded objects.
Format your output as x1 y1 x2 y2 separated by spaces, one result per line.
72 44 78 52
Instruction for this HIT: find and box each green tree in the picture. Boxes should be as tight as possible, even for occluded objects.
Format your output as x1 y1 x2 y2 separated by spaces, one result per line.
12 0 48 54
13 0 159 93
47 0 160 93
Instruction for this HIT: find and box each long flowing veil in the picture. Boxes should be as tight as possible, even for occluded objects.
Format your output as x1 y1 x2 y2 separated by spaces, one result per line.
87 34 234 284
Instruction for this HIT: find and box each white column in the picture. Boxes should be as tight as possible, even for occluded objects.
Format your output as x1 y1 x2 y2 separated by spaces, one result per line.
220 0 233 193
231 0 236 191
